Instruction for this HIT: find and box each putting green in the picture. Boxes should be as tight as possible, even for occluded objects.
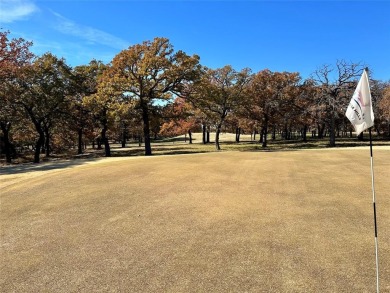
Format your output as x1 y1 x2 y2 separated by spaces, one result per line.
1 149 389 292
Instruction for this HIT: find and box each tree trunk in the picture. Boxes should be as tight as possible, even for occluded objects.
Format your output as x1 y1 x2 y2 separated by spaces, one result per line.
78 128 83 154
0 122 12 164
215 123 222 150
388 122 390 139
329 113 336 147
235 127 241 143
97 138 102 149
101 126 111 157
284 124 288 140
317 125 321 139
262 116 268 148
302 125 307 142
259 128 263 143
272 125 276 140
318 123 325 139
141 101 152 156
104 137 111 156
34 129 44 163
358 132 364 141
262 130 267 147
121 128 126 148
206 127 210 143
188 130 192 144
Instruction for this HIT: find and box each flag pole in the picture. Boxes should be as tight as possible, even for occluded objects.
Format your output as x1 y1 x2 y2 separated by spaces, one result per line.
369 127 379 293
346 67 378 292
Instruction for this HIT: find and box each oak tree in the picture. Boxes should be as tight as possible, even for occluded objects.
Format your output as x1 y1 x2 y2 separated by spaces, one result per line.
159 97 199 143
191 65 251 150
18 53 73 163
72 60 106 154
0 31 33 163
312 60 364 146
105 37 201 155
246 70 300 147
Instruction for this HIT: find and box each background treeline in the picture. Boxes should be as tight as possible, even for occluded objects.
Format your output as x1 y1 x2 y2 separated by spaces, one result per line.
1 31 390 163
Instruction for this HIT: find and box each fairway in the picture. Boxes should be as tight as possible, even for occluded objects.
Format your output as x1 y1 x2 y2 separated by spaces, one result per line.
1 149 389 292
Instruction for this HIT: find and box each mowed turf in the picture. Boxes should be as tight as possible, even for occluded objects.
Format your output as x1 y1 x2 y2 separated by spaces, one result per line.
1 149 389 292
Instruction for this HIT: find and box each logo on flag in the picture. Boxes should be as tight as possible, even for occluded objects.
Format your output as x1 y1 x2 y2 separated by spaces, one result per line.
345 70 374 135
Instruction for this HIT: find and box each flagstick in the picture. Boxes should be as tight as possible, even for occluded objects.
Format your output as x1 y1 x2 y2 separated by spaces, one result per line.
369 128 379 293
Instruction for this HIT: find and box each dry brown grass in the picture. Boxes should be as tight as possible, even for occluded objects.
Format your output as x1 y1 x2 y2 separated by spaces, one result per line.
3 132 390 165
1 148 389 292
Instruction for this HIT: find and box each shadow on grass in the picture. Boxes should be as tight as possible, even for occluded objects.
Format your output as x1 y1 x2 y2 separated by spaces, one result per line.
153 136 199 143
2 137 388 169
222 137 390 152
0 156 105 175
111 137 390 157
219 139 322 151
110 146 210 157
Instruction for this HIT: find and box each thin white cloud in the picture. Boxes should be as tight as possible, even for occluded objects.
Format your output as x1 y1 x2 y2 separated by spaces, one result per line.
0 0 38 23
33 37 116 65
10 30 116 66
52 11 128 50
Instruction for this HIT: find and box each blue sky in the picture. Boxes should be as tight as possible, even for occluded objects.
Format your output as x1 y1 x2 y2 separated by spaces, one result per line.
1 0 389 81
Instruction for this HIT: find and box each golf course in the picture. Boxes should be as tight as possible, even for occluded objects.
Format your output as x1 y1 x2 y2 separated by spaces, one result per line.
1 147 389 292
2 0 390 291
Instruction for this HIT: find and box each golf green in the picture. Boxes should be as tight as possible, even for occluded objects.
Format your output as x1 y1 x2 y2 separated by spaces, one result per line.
1 149 389 292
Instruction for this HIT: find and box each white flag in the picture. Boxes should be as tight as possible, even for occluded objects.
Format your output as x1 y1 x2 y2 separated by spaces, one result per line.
345 70 374 136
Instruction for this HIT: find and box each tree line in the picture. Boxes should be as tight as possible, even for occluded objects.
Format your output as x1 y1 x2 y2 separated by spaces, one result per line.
1 31 390 163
